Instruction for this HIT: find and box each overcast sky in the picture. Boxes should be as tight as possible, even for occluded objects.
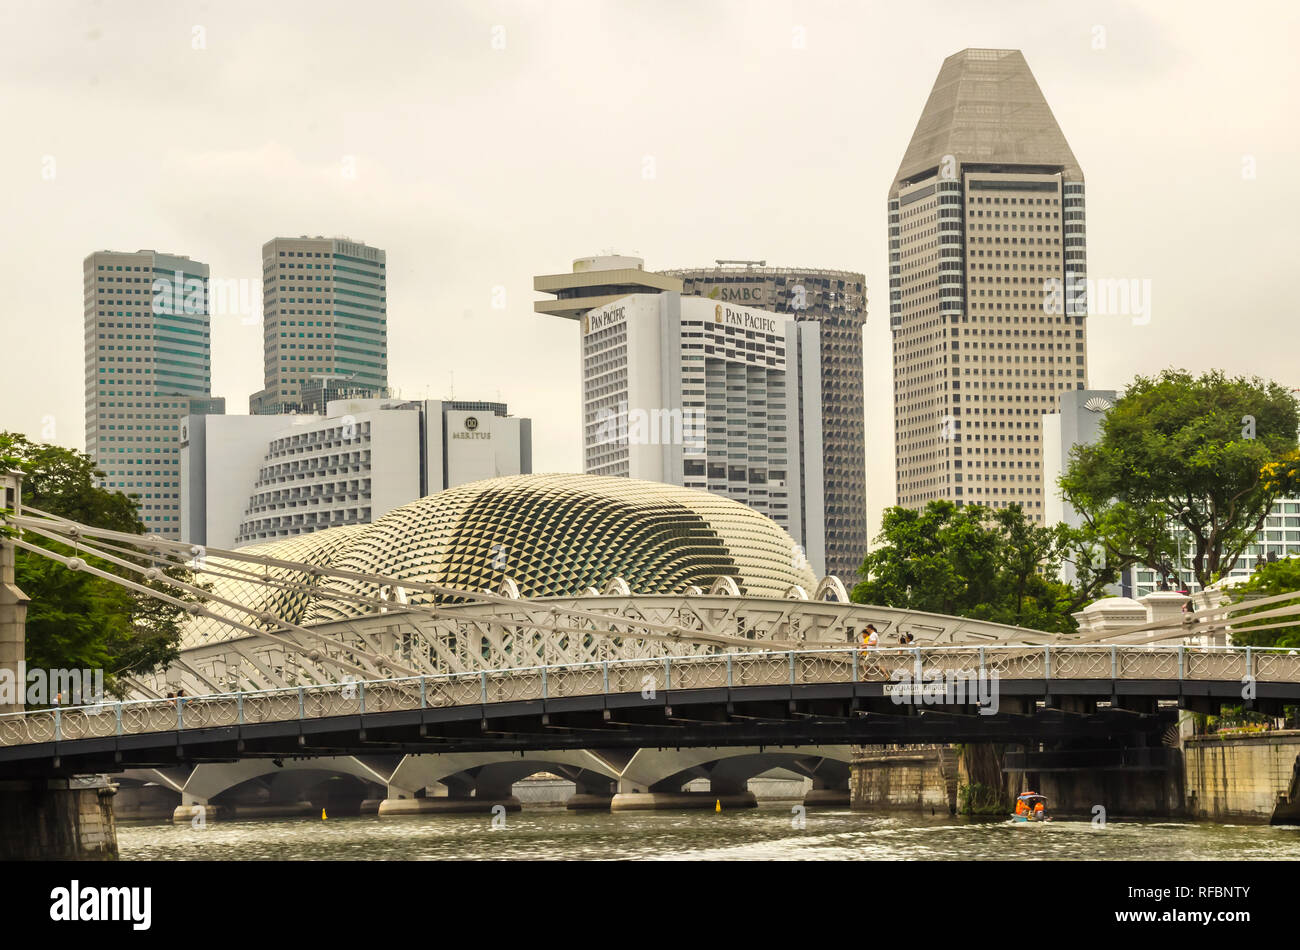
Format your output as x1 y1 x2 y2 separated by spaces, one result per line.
2 0 1297 541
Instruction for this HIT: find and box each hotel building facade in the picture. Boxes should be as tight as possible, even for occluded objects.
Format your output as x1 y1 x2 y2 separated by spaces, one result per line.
579 291 828 576
181 397 532 548
661 264 867 583
538 255 865 579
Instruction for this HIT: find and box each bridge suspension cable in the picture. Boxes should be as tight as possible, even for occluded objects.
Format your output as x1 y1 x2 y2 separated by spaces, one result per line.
4 506 802 664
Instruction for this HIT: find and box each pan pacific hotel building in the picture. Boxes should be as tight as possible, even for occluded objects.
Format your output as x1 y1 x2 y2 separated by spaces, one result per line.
558 285 830 577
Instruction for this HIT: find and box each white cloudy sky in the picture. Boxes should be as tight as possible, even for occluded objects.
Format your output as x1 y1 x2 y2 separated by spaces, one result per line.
2 0 1297 541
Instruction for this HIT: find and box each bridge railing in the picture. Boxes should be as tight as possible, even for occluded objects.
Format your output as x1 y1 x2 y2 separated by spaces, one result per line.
0 644 1298 748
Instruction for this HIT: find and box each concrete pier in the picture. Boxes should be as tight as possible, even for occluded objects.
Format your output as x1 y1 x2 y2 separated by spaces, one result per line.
170 802 320 823
610 791 758 811
851 745 955 813
802 788 850 807
377 796 522 815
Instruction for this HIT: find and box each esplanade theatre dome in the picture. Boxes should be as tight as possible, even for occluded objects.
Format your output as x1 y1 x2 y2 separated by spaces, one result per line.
190 475 818 643
305 474 818 620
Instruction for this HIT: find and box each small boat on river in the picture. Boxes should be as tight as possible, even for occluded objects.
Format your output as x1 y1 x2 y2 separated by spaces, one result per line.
1011 792 1051 822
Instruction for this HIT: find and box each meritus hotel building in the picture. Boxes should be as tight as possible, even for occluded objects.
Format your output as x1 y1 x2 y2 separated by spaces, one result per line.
889 49 1087 522
84 249 224 539
250 236 388 415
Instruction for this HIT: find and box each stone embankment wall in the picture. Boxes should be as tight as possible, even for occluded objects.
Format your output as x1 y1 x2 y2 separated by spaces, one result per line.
1184 731 1300 822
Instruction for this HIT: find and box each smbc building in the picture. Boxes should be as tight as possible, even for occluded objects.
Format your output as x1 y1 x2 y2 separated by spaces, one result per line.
661 264 867 581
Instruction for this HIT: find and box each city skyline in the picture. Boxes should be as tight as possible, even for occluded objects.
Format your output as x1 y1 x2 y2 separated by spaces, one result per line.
4 0 1298 543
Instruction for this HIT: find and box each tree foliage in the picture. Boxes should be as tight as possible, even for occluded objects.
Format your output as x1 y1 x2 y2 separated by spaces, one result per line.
1060 369 1300 590
1 432 195 695
1225 558 1300 649
850 501 1116 634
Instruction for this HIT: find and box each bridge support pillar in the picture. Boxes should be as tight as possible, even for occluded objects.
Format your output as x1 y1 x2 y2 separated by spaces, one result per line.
0 470 29 717
376 778 521 816
0 777 118 860
376 795 522 816
171 791 232 823
802 782 850 808
610 778 757 811
565 777 616 810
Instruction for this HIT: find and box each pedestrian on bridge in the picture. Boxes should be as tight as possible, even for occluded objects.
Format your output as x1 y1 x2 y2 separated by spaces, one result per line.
860 625 889 679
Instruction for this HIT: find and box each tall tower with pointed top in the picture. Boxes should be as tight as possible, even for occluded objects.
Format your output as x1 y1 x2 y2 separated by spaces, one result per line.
889 49 1087 522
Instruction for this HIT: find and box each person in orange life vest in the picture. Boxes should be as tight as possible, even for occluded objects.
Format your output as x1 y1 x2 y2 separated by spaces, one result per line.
1033 800 1046 819
1015 798 1029 817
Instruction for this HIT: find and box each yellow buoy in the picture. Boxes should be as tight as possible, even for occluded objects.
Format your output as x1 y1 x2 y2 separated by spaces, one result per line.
715 799 721 813
321 808 327 820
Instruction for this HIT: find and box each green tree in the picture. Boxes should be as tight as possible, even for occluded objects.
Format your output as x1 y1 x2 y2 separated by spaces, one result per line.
851 501 1116 634
1225 557 1300 648
1 432 193 695
1061 369 1300 590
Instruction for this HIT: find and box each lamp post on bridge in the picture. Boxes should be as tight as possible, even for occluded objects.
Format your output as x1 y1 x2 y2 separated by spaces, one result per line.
0 470 28 714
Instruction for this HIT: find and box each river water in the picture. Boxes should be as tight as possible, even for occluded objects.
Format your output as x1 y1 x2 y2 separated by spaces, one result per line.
117 807 1300 861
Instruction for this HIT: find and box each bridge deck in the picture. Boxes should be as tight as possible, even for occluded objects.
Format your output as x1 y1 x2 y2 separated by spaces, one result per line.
0 646 1296 772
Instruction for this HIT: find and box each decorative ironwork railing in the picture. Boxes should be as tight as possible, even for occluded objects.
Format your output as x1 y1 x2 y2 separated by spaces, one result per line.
1 644 1297 749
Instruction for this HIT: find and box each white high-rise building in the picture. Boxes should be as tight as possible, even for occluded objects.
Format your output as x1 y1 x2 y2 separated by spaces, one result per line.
890 49 1087 522
578 291 827 576
84 249 224 539
181 398 531 548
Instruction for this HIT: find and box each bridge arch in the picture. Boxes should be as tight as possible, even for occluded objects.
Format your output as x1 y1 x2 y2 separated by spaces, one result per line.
618 745 852 794
176 756 395 806
709 576 741 597
602 577 632 596
387 750 622 800
813 576 849 603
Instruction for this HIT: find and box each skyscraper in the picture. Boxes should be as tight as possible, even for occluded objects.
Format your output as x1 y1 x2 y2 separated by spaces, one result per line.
84 249 224 539
889 49 1087 522
662 264 867 581
250 236 388 415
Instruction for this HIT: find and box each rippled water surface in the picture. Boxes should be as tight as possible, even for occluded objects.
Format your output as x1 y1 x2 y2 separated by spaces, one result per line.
117 807 1300 860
